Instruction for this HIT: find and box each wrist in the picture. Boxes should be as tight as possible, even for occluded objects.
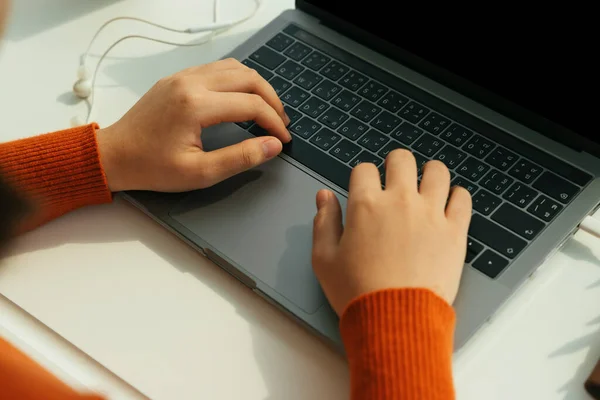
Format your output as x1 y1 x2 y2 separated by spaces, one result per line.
96 125 130 192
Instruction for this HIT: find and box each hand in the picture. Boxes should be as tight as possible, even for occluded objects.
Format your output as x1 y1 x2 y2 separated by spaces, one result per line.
311 149 472 316
96 58 292 192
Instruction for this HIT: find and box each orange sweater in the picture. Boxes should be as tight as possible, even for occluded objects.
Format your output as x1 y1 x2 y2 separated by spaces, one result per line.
0 125 456 399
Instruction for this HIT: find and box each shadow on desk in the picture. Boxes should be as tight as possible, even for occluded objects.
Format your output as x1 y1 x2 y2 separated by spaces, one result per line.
5 0 123 42
2 197 349 399
547 238 600 400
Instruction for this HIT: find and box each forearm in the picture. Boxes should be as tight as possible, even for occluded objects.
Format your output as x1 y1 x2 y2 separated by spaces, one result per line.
0 124 112 232
340 288 456 400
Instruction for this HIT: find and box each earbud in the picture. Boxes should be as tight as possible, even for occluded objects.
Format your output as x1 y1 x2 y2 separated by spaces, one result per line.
73 62 92 99
73 78 92 99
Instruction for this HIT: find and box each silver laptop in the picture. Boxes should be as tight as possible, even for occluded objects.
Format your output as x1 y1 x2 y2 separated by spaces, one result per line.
121 2 599 350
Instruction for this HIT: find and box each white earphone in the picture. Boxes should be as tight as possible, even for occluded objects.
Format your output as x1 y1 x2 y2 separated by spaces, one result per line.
71 0 262 127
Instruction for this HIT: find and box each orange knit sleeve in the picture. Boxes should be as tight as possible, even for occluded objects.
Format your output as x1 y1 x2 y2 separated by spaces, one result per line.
339 288 456 400
0 123 113 232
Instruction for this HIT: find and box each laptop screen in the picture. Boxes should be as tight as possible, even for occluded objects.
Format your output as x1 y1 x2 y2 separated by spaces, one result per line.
298 2 597 151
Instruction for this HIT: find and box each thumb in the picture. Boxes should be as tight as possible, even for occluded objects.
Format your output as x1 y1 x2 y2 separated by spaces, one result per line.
200 136 282 186
312 190 343 263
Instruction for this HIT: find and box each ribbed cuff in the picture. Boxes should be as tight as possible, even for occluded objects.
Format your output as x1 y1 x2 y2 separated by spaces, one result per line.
0 124 112 229
340 288 456 400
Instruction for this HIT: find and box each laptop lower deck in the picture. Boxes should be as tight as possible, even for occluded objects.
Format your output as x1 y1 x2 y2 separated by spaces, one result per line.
123 10 600 350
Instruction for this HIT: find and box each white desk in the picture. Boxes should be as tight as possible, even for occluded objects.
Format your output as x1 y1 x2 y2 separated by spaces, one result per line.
0 1 599 399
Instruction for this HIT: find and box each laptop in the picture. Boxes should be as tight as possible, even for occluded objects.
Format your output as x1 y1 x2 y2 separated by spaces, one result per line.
121 2 600 350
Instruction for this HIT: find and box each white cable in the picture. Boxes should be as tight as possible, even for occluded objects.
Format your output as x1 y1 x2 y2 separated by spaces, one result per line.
84 33 219 124
77 0 262 125
579 215 600 239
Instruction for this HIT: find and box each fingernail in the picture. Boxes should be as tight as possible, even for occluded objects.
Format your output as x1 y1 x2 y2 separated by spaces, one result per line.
262 138 281 159
316 190 331 209
283 112 291 126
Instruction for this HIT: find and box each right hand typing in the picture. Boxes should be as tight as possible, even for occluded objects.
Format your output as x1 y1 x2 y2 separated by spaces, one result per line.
311 149 473 315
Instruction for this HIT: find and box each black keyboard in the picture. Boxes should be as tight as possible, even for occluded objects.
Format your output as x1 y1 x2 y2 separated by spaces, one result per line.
235 24 593 280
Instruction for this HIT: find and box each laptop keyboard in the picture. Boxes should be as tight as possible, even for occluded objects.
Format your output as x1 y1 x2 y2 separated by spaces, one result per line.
235 24 593 279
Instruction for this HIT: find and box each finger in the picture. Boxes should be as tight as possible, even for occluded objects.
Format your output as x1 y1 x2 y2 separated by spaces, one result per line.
202 68 288 125
200 92 291 142
312 189 343 264
349 162 382 194
446 185 473 232
383 149 418 193
196 136 283 187
419 160 451 207
185 58 247 75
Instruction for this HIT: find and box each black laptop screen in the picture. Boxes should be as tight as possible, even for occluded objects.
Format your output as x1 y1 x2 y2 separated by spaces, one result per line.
298 2 597 150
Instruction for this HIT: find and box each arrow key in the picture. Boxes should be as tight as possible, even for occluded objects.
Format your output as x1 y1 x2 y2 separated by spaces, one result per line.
472 249 509 279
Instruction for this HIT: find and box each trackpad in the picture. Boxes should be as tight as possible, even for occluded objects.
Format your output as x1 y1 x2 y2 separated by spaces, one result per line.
168 125 345 314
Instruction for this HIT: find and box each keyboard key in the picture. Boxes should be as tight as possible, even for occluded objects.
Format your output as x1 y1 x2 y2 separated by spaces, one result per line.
294 70 323 90
370 111 401 134
486 147 518 171
463 134 496 159
377 90 409 113
350 150 383 167
434 145 467 169
472 190 502 215
266 33 294 51
418 112 451 135
318 107 348 129
527 195 563 222
276 60 304 80
378 140 406 159
281 86 310 107
413 133 444 157
350 100 382 123
312 80 343 101
298 96 329 118
339 70 368 91
440 123 473 146
472 250 509 278
321 61 349 81
249 46 286 69
301 51 331 70
269 76 291 95
532 171 580 204
284 106 302 125
466 238 484 263
358 129 389 152
284 42 312 61
508 159 543 183
241 59 274 80
492 203 545 240
309 128 341 150
282 137 352 191
337 118 369 140
249 124 269 137
358 80 388 102
290 117 321 139
468 214 527 259
331 90 361 111
391 122 423 145
456 157 490 182
503 182 538 208
330 139 361 162
236 120 253 129
480 170 514 195
399 101 430 123
452 176 479 195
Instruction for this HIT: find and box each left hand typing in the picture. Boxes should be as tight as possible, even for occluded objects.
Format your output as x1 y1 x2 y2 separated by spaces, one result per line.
96 58 291 192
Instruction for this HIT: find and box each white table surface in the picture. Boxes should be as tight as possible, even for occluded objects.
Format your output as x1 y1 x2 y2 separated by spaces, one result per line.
0 1 599 399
